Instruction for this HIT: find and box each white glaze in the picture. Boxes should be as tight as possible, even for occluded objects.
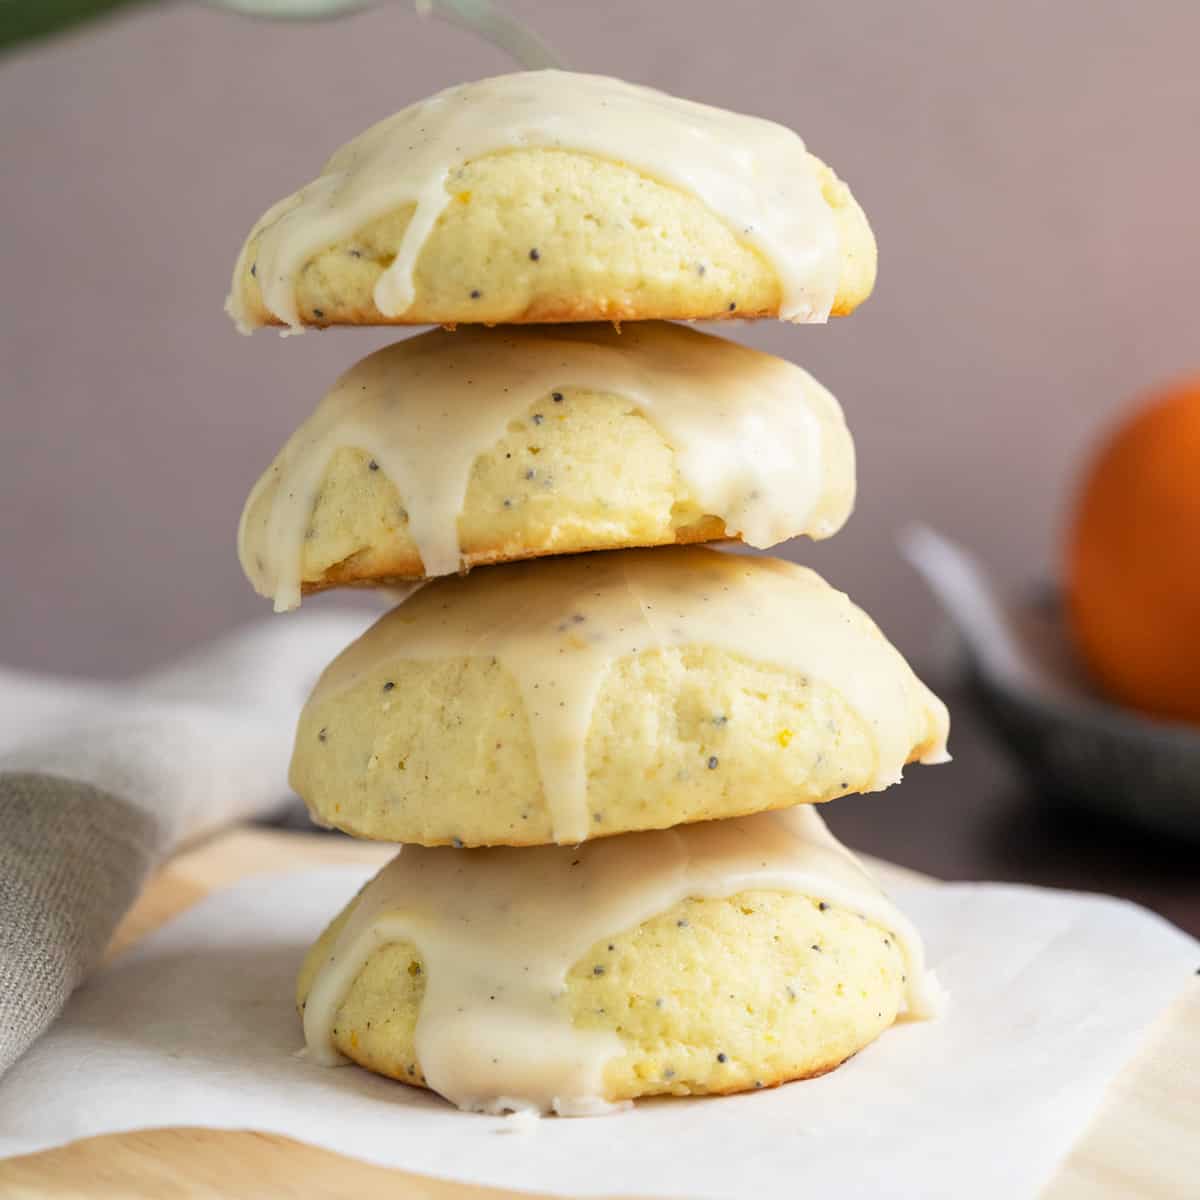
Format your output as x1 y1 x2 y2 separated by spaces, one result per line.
300 546 950 843
226 70 840 331
239 322 854 611
303 805 941 1116
304 806 940 1113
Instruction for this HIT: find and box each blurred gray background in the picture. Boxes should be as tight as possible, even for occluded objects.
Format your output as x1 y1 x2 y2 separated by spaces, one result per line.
2 0 1198 678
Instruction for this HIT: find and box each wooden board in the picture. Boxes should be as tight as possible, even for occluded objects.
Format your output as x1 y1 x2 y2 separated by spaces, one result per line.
1 828 1196 1199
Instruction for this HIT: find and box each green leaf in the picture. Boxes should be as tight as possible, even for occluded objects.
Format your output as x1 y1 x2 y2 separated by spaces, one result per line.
0 0 152 54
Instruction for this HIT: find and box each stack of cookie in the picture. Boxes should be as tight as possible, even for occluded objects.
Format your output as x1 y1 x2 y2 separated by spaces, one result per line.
228 71 949 1116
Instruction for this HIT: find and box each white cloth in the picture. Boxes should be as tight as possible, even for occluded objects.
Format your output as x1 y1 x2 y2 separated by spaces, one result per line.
0 611 372 845
0 611 372 1076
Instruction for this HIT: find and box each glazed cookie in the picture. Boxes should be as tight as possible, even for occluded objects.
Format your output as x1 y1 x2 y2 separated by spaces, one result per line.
239 322 855 609
289 546 949 846
297 807 938 1113
227 71 875 332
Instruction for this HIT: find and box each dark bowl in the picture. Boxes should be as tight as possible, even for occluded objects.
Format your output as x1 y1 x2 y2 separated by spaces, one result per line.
960 599 1200 842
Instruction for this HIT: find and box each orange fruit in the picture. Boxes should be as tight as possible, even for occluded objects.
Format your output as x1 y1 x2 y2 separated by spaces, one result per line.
1065 375 1200 725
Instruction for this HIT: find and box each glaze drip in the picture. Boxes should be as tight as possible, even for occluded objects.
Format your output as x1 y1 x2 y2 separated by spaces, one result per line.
239 323 854 610
302 805 941 1116
300 546 950 843
227 70 840 330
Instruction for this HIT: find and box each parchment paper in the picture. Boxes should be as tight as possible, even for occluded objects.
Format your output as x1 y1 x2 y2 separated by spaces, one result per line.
1 866 1194 1199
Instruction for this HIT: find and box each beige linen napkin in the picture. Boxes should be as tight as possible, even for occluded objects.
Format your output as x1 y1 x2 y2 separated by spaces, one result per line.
0 611 369 1075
